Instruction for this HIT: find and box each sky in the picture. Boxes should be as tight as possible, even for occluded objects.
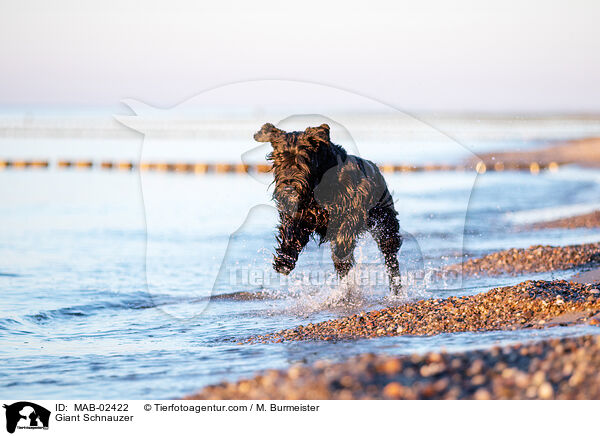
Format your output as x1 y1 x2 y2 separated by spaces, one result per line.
0 0 599 113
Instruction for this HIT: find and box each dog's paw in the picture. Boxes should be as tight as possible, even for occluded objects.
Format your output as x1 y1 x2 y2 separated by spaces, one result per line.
273 255 295 275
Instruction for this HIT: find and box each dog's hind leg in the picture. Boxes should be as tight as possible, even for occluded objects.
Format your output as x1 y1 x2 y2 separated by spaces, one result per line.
368 206 403 295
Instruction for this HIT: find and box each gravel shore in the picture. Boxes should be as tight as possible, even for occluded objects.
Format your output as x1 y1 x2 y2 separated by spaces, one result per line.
532 211 600 230
248 280 600 343
446 242 600 277
188 334 600 399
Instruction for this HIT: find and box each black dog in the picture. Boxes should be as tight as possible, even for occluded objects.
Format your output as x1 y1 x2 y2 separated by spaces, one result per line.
254 122 403 294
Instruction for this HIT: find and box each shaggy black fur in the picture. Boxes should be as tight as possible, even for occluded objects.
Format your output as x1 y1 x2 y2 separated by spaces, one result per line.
254 122 403 295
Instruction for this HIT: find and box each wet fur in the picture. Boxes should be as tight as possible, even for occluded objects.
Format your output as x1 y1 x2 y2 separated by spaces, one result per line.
254 123 403 294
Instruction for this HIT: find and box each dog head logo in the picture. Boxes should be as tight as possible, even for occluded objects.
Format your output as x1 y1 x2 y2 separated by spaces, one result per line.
3 402 50 434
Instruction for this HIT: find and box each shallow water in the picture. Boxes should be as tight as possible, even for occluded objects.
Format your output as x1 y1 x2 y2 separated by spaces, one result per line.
1 131 600 398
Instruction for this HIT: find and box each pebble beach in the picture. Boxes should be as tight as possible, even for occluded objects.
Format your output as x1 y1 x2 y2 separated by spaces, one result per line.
188 334 600 400
446 243 600 277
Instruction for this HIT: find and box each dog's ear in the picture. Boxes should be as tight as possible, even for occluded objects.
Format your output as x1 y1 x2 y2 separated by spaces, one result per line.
305 124 331 145
254 123 285 143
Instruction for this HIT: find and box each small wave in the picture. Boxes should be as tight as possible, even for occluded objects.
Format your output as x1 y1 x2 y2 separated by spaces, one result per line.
23 296 157 325
0 272 20 277
209 290 282 301
0 317 24 329
0 317 34 335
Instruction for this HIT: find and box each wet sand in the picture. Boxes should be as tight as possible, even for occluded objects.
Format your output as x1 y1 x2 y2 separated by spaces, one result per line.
248 280 600 343
531 211 600 230
187 334 600 399
471 137 600 169
570 268 600 284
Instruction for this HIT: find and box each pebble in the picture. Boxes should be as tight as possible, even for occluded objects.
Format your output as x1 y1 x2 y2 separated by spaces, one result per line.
383 382 404 399
538 382 554 399
473 388 492 400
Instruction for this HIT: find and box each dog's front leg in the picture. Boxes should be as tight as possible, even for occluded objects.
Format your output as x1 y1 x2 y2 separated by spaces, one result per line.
331 252 355 279
273 213 312 275
330 223 358 279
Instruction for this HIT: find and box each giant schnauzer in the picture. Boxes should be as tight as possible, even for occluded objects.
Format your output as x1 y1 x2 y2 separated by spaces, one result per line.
254 122 403 295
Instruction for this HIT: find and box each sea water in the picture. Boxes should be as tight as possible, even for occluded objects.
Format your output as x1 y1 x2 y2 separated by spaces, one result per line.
1 116 600 398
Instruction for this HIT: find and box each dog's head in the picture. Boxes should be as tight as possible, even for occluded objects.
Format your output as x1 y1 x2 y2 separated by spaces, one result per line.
257 123 333 213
